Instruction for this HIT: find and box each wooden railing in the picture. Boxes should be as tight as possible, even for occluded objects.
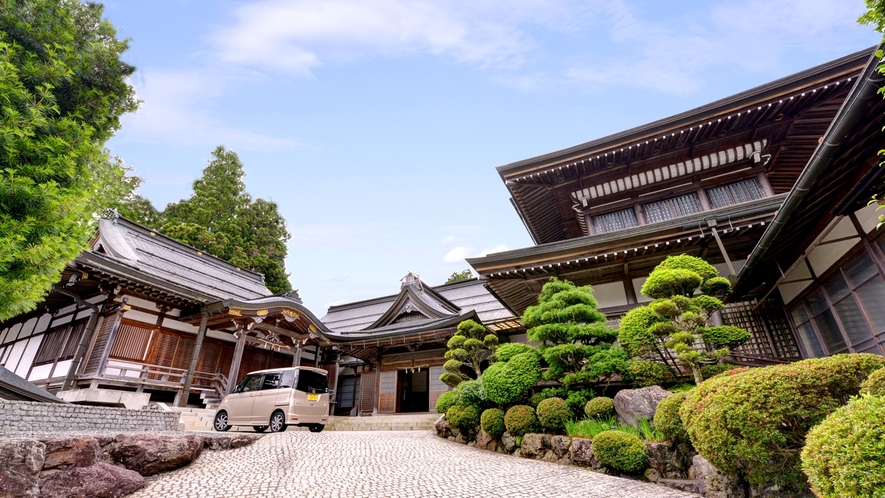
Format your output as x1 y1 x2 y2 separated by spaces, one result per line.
100 362 228 400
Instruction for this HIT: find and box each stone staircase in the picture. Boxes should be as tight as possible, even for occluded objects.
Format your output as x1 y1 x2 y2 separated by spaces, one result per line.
158 404 441 432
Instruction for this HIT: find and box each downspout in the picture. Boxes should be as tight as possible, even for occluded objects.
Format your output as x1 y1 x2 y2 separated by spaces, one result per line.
52 286 100 391
738 46 885 285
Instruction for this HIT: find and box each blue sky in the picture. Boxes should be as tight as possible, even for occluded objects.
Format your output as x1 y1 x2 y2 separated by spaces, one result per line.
101 0 880 315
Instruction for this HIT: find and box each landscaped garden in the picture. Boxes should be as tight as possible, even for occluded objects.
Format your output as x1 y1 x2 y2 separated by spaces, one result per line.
434 255 885 498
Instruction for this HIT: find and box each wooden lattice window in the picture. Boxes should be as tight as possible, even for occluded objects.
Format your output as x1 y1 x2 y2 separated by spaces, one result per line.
643 193 701 223
109 322 153 361
707 178 764 208
593 208 637 234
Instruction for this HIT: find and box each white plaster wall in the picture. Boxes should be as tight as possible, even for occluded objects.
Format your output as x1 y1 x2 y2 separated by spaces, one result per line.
808 239 857 277
592 282 628 308
855 202 883 233
28 363 53 381
778 260 813 305
14 336 41 377
632 277 653 303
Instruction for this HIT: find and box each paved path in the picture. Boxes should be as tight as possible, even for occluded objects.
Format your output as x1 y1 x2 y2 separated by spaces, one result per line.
130 431 700 498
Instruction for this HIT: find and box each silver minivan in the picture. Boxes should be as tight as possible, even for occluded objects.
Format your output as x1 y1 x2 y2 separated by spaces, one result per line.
213 366 330 433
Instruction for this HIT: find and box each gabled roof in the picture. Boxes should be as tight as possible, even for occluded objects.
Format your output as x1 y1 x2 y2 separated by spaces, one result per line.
81 215 271 305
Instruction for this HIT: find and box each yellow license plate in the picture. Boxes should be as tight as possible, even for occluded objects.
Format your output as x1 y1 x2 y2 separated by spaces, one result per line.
308 393 318 401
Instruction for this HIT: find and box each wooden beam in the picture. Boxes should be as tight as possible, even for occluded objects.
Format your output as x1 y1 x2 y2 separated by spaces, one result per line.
226 324 247 394
179 311 209 407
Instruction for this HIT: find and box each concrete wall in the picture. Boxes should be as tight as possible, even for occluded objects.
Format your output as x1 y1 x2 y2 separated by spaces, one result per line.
0 400 180 433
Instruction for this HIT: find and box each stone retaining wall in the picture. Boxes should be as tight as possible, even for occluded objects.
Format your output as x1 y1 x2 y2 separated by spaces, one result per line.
0 400 181 433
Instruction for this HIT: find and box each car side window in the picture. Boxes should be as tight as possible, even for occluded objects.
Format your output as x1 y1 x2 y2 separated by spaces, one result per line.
261 373 282 390
280 370 296 388
296 370 329 394
236 375 261 393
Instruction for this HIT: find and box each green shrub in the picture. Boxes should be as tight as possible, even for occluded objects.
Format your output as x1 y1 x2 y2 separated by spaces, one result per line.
653 391 689 443
456 379 489 408
482 352 541 405
504 405 537 436
618 306 664 357
801 395 885 498
584 396 615 419
702 326 751 349
480 408 506 439
626 360 676 387
536 397 570 431
592 430 649 474
435 391 459 414
859 367 885 396
565 389 594 419
680 353 885 488
530 387 568 407
446 404 481 432
493 342 539 362
653 254 719 282
699 363 737 379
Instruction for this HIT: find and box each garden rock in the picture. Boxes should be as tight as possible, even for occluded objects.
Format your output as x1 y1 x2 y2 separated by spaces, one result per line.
520 433 549 459
474 430 497 452
550 435 571 457
501 432 517 453
541 451 558 463
614 385 672 427
568 438 602 469
202 434 262 451
689 454 746 498
646 442 690 479
39 437 98 471
434 415 453 439
39 462 143 498
0 439 44 498
105 434 203 476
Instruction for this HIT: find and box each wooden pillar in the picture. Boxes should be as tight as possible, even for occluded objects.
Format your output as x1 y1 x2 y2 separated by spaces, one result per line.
226 323 247 394
96 298 128 378
373 349 382 416
179 310 209 407
63 301 101 391
292 344 303 367
313 344 321 367
707 220 736 277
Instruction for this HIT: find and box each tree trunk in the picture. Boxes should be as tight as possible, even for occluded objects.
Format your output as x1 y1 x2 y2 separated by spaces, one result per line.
690 364 704 385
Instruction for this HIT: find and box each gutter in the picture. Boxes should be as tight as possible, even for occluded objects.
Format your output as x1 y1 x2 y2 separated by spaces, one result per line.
737 45 885 286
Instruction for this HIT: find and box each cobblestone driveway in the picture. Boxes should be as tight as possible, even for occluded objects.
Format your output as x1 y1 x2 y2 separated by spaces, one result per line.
131 431 699 498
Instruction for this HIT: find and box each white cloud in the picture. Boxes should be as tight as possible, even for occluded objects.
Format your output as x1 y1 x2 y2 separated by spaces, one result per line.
443 246 471 263
478 244 508 257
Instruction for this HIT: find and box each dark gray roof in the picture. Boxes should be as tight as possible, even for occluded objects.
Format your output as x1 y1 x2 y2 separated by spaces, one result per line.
322 277 517 333
85 216 271 303
0 366 65 403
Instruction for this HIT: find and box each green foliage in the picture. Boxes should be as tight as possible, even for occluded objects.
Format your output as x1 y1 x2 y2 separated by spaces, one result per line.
482 351 540 405
653 391 689 443
584 396 615 419
860 367 885 396
641 269 702 299
591 430 649 474
159 146 292 293
435 391 459 414
801 395 885 498
445 269 473 283
700 277 732 296
440 319 498 388
618 307 665 357
564 416 663 442
702 326 751 349
699 363 738 379
0 0 138 320
455 379 489 409
680 354 885 488
536 397 570 431
480 408 506 439
503 405 537 436
530 387 568 408
626 360 676 388
859 0 885 33
565 389 595 419
492 342 538 363
446 404 481 432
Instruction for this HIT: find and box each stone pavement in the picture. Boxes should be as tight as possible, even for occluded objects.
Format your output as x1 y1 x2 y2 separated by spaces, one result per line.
130 431 701 498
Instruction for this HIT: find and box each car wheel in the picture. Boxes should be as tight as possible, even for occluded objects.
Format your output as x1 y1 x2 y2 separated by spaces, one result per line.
213 411 231 432
269 411 287 433
308 424 324 433
253 426 268 433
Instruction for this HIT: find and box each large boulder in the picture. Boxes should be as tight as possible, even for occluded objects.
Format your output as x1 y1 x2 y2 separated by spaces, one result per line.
689 454 746 498
39 438 98 471
0 439 44 498
39 462 143 498
614 386 672 428
646 442 691 480
519 433 549 459
474 430 497 452
549 435 571 458
568 438 597 468
105 434 203 476
434 415 453 439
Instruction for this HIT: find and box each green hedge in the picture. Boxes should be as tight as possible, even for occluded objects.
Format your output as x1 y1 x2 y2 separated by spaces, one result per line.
626 360 675 387
592 430 649 474
482 352 541 405
801 395 885 498
446 404 481 432
680 354 885 488
504 405 537 437
435 391 459 414
456 379 489 408
860 367 885 396
493 342 539 363
653 391 689 443
480 408 506 439
536 397 570 431
584 396 615 419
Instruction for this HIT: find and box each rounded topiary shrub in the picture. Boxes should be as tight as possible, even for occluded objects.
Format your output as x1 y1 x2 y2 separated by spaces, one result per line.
435 390 459 414
653 391 689 443
536 397 570 431
493 342 539 363
859 367 885 396
446 404 480 432
482 352 541 405
504 405 537 436
480 408 506 439
592 430 649 474
680 353 885 489
456 379 488 408
801 395 885 498
626 360 676 388
530 387 568 408
584 396 615 419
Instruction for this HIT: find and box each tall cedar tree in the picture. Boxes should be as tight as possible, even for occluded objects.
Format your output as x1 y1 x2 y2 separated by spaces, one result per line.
618 255 750 384
522 277 624 388
0 0 137 320
159 146 293 293
440 319 498 388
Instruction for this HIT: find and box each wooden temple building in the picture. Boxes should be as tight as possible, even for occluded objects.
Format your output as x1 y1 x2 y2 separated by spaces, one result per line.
0 214 337 409
321 273 522 416
468 46 885 362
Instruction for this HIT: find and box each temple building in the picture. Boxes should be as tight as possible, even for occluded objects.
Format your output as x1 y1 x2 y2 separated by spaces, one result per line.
468 46 885 362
